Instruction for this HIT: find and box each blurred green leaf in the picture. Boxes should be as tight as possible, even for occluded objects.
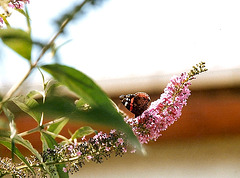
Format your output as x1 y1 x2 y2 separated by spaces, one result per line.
0 130 10 141
15 8 26 16
47 117 69 138
41 64 112 107
75 98 91 111
54 0 89 28
14 135 42 161
75 98 86 108
0 140 35 175
0 132 53 176
51 39 72 62
71 126 95 140
12 95 41 124
45 81 61 98
41 131 57 150
14 134 54 176
55 0 104 28
0 131 37 174
40 65 142 151
41 132 69 178
2 105 15 122
27 90 42 99
0 28 32 61
2 106 16 160
40 64 143 151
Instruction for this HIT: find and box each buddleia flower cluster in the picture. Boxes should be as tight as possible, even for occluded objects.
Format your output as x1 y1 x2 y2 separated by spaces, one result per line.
0 0 30 27
0 130 130 177
0 62 207 177
125 62 207 144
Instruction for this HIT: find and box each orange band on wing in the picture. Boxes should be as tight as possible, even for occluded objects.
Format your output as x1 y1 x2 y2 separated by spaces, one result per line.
130 97 134 111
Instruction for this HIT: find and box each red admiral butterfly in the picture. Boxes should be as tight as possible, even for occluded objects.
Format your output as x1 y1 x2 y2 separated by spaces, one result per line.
119 92 151 117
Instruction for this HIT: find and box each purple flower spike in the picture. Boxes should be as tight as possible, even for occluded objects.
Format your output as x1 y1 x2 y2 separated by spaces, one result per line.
126 72 192 144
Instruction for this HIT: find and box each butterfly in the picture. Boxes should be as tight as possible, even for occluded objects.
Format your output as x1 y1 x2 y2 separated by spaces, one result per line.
119 92 151 117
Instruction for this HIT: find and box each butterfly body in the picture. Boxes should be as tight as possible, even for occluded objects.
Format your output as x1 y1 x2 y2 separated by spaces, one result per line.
119 92 151 117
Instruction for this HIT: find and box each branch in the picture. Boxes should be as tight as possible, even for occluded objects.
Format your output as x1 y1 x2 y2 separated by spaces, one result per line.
18 117 66 137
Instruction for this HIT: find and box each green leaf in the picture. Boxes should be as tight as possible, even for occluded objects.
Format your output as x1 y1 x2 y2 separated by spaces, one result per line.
41 131 57 150
15 8 27 17
41 132 69 178
75 98 91 111
0 140 35 175
12 95 42 124
47 117 69 138
0 130 10 139
14 135 42 162
0 131 36 175
41 64 112 107
71 126 95 140
0 132 52 176
51 39 72 61
55 164 69 178
54 0 103 28
45 81 61 97
40 64 142 152
27 90 42 99
13 135 54 176
0 28 32 61
2 106 16 160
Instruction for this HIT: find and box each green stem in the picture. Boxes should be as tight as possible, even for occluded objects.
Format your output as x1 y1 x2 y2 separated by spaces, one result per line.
0 3 78 108
1 65 33 105
16 155 81 171
18 117 66 137
42 130 70 142
1 155 82 176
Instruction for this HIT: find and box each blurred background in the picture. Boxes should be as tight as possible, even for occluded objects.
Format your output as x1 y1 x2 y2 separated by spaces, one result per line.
1 0 240 177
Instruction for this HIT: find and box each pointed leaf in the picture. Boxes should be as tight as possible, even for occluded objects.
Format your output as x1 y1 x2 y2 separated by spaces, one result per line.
14 134 55 176
0 130 10 139
27 90 42 99
12 95 41 124
15 8 27 16
0 132 35 174
2 106 16 160
40 65 142 151
41 64 112 107
0 28 32 60
0 140 35 175
41 132 57 150
71 126 95 140
47 117 69 138
14 135 42 161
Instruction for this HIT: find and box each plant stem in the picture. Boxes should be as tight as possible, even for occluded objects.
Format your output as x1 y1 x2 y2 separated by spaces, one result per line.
42 130 70 142
0 4 77 107
18 117 66 137
1 65 33 105
16 155 81 171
